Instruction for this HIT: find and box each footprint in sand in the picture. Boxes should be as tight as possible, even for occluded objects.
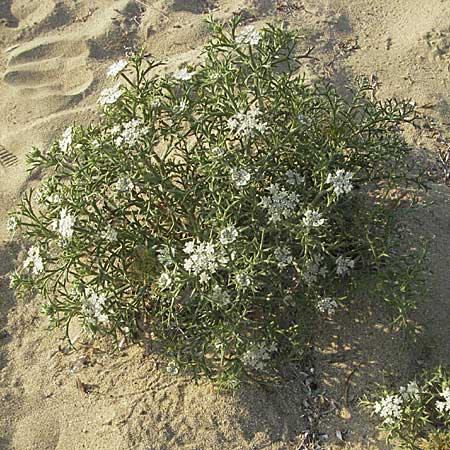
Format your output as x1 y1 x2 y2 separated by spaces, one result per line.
3 36 94 114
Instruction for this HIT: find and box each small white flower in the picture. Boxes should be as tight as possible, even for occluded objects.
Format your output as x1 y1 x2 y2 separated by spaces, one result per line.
158 272 172 290
231 168 251 189
98 84 122 106
6 216 18 233
241 342 277 371
374 394 403 425
236 26 261 46
81 287 110 326
220 226 239 245
274 246 293 269
58 208 76 240
227 106 267 138
303 209 325 228
260 183 299 223
285 170 305 186
199 272 210 284
107 59 128 77
183 240 218 279
326 169 354 197
101 225 118 242
336 256 355 276
236 273 252 288
59 127 72 153
210 285 231 306
183 241 196 255
114 177 134 192
436 387 450 414
115 119 149 147
302 255 326 285
23 246 44 275
317 297 338 315
173 67 194 81
399 381 420 401
166 361 179 375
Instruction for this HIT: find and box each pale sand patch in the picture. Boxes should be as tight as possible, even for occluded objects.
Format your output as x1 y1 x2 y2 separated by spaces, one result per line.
0 1 449 449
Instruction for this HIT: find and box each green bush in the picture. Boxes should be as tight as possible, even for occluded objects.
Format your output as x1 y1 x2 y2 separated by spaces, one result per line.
365 367 450 449
9 16 423 384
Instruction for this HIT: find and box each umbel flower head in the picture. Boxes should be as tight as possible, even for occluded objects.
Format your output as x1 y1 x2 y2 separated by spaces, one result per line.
227 106 267 137
98 84 122 106
374 394 404 425
326 169 354 196
23 246 44 275
55 208 76 240
59 127 72 153
107 59 128 77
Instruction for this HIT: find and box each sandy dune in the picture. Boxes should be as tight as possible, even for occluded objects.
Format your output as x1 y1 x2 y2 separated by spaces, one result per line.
0 1 449 449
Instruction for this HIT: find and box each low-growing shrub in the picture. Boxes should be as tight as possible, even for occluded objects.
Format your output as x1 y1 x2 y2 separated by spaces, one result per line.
9 16 424 384
365 366 450 449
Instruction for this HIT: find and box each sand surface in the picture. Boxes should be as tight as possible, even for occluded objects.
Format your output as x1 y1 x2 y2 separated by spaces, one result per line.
0 1 449 449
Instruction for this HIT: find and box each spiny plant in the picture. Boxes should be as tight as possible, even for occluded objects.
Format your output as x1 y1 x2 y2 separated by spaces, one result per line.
8 16 426 385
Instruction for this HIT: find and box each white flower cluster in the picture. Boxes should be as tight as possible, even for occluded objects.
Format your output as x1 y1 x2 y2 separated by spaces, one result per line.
184 240 218 283
241 342 277 371
274 246 293 269
101 225 118 242
59 127 72 153
236 26 261 46
302 255 327 285
114 177 135 192
158 272 173 290
317 297 338 315
326 169 354 197
336 256 355 276
23 246 44 275
235 272 252 288
231 168 251 189
98 84 122 107
81 287 110 326
107 59 128 78
55 208 76 240
173 67 195 81
114 119 149 147
285 170 305 186
210 285 231 306
399 381 420 401
260 183 299 223
436 387 450 414
374 394 404 425
303 209 325 228
219 225 239 245
227 106 267 138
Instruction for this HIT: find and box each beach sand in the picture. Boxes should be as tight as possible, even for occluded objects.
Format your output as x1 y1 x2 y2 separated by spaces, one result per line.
0 1 449 449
